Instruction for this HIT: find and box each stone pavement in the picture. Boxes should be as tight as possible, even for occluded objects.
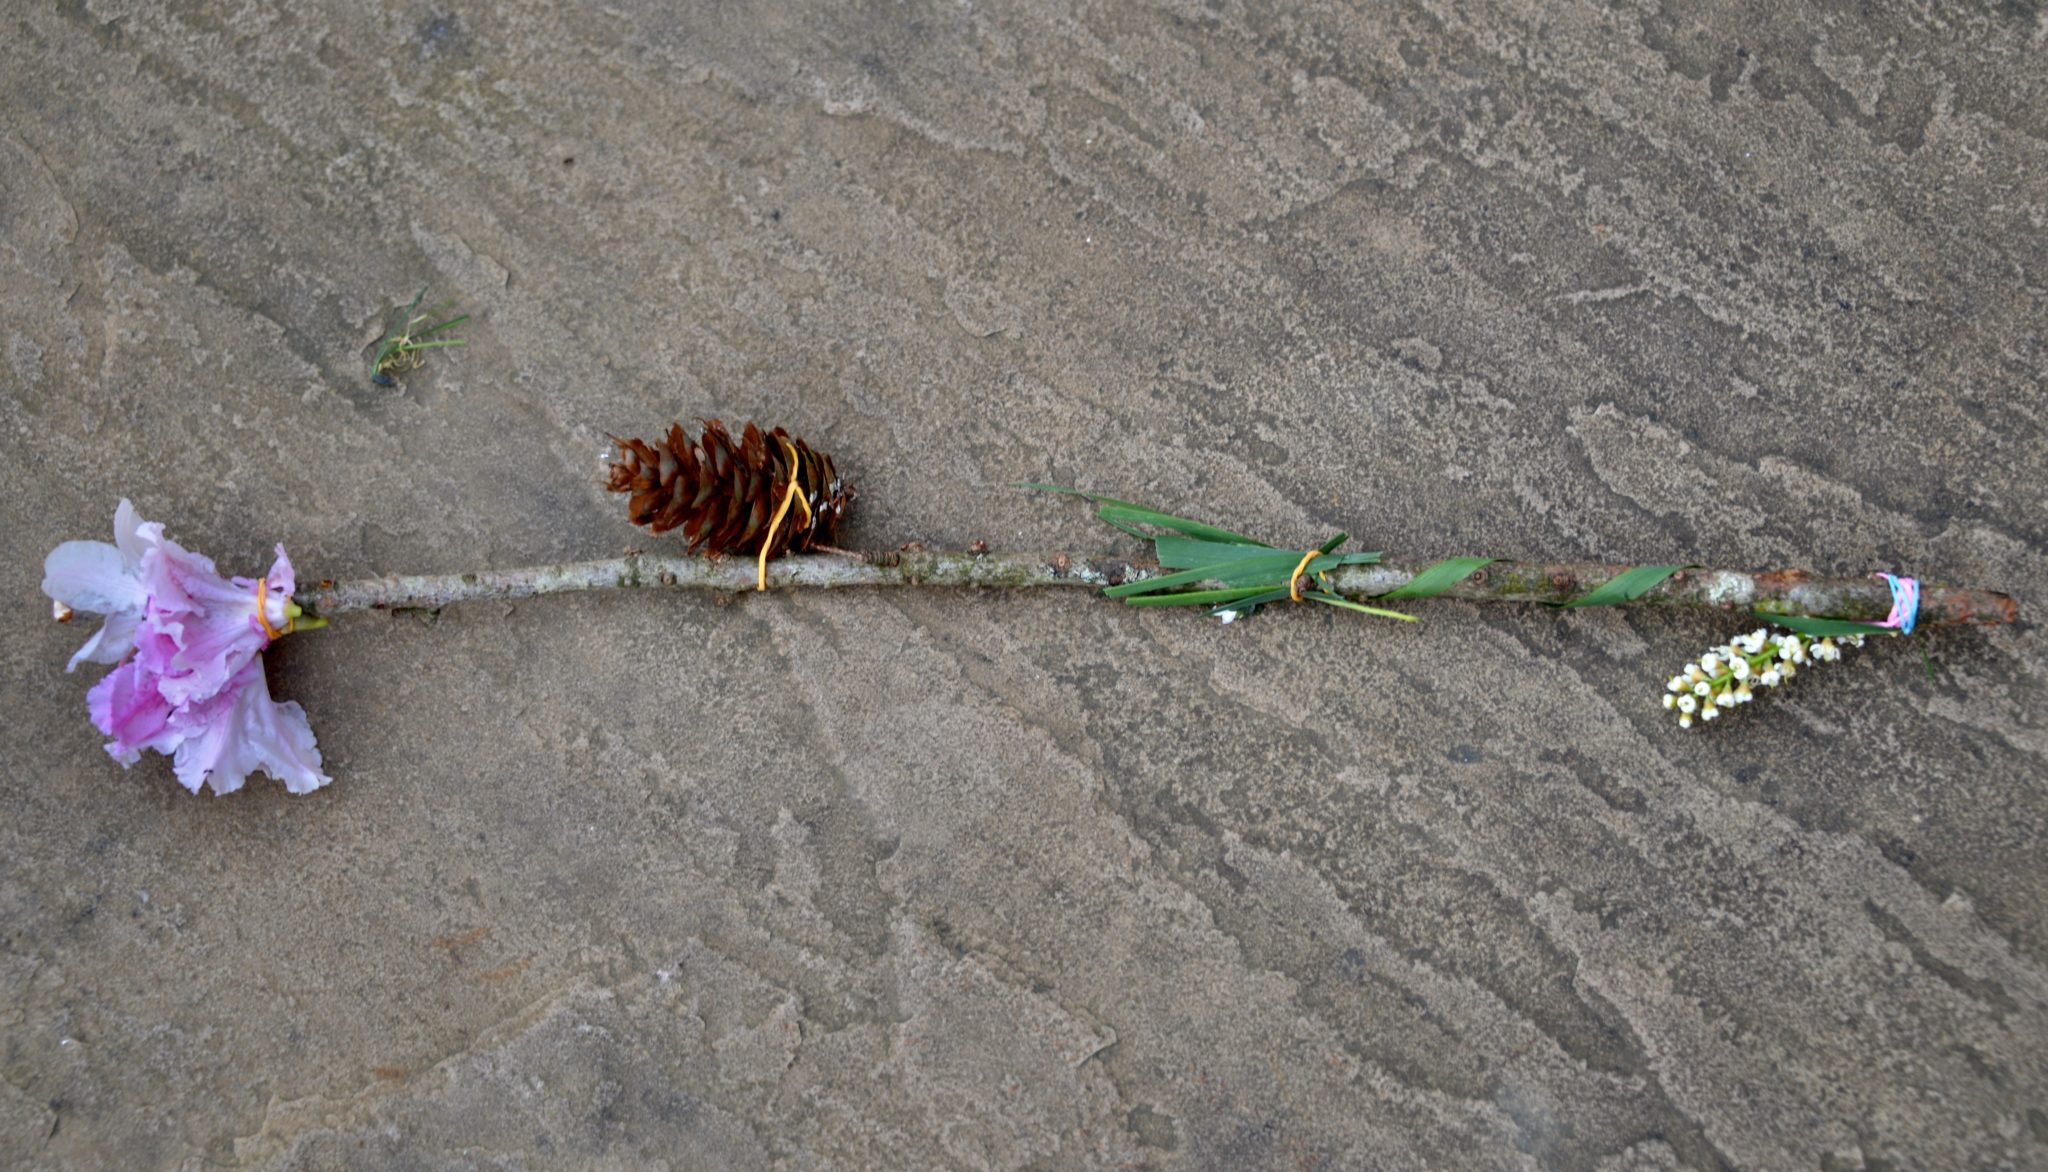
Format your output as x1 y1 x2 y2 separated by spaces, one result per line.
3 2 2044 1167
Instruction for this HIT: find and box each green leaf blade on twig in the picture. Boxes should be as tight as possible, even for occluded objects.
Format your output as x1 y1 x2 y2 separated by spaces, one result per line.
1376 556 1497 600
1555 564 1695 609
1754 612 1891 637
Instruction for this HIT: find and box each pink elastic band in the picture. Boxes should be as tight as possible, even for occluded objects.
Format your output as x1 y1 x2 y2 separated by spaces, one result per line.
1872 572 1919 635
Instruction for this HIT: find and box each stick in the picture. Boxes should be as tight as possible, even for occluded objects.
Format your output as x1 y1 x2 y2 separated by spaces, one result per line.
298 551 2016 627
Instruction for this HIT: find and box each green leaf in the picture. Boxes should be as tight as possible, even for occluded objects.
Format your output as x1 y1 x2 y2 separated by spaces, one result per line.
1377 556 1496 600
1555 565 1694 608
398 339 467 351
1755 612 1890 637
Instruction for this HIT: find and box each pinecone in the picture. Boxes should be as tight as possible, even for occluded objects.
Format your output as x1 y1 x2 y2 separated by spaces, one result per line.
604 419 852 558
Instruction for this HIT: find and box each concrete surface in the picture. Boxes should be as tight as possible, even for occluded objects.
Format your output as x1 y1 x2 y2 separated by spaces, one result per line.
3 1 2046 1168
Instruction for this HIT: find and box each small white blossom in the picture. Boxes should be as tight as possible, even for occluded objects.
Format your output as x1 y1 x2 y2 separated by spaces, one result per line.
1658 626 1860 729
1216 610 1238 625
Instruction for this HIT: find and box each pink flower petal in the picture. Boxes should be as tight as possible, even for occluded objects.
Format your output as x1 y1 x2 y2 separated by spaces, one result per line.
112 499 147 567
86 660 178 766
265 544 296 595
150 602 267 708
170 660 330 796
65 608 142 673
141 533 247 615
43 540 147 616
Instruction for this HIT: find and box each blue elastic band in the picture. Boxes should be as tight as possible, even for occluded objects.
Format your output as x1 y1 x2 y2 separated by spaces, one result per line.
1874 572 1919 635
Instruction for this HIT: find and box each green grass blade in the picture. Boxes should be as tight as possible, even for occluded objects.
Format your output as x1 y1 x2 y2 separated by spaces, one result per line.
388 287 428 335
1377 556 1496 599
1208 588 1291 617
1122 586 1278 607
1095 504 1268 545
1102 565 1233 598
1754 613 1890 637
399 339 467 351
1104 552 1305 597
1019 484 1268 545
413 315 470 337
1555 564 1694 608
1305 591 1420 622
1154 536 1302 569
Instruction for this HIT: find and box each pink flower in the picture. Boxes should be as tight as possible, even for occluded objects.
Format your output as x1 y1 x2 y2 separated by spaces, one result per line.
44 501 330 796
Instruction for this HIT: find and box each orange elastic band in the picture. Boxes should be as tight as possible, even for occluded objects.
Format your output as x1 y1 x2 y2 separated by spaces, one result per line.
1287 550 1320 603
254 578 290 640
757 438 811 591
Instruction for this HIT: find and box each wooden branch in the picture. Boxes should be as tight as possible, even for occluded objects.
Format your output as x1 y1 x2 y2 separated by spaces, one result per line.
298 551 2016 627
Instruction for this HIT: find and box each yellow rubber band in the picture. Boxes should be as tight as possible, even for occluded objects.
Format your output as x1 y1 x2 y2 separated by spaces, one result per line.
757 438 808 591
254 578 291 640
1287 550 1319 602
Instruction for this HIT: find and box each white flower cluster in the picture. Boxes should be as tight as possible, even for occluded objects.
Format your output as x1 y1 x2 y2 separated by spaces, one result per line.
1661 627 1867 728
